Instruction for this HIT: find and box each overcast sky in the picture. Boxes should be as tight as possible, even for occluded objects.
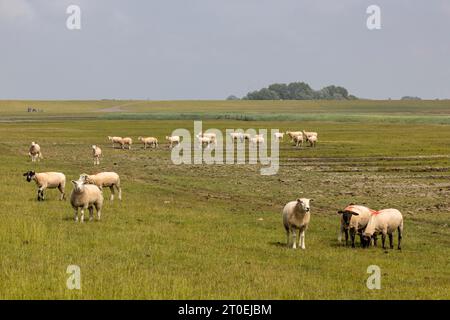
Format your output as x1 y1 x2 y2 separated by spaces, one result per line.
1 0 449 100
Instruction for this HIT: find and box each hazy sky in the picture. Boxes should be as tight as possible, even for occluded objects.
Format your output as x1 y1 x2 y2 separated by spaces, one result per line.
1 0 449 100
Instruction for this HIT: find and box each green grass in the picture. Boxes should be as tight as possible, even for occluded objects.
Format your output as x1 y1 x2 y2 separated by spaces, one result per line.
0 101 449 299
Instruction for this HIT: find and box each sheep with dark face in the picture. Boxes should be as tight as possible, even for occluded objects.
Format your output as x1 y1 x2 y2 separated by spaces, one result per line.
23 171 66 201
282 198 313 249
337 204 373 248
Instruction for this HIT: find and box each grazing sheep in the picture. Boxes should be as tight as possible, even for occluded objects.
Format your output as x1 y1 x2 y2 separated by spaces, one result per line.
92 145 102 165
70 180 104 223
122 137 133 149
302 130 318 142
138 136 158 149
362 209 403 250
197 135 213 149
282 198 313 249
250 135 264 146
23 171 66 201
198 132 217 144
166 135 180 148
230 132 243 141
307 135 318 147
337 204 374 248
274 132 284 141
28 142 43 162
292 134 304 147
79 172 121 201
108 136 123 149
241 133 251 141
285 131 303 143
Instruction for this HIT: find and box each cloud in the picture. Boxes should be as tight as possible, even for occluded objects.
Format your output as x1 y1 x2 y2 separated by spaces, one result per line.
0 0 34 21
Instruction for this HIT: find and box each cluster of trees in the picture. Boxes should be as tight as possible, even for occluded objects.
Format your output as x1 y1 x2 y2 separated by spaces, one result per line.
228 82 357 100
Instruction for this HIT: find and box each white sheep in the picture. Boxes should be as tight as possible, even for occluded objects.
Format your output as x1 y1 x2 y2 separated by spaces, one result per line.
166 135 180 148
285 131 302 143
362 208 404 250
292 134 304 147
198 132 216 143
274 132 284 141
138 136 158 149
28 142 43 162
302 130 318 145
282 198 313 249
79 172 122 201
92 145 102 165
122 137 133 150
70 179 104 223
197 135 213 149
108 136 123 149
23 171 66 201
307 135 317 147
230 132 243 141
250 134 264 146
337 204 374 247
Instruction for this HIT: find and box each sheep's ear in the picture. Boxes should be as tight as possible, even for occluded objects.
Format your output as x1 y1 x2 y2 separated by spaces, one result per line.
337 210 344 214
296 198 302 203
351 212 359 216
309 199 314 202
71 180 77 185
23 172 29 176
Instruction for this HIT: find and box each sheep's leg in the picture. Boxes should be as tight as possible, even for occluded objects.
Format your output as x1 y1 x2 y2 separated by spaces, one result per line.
291 229 297 249
343 229 349 246
350 229 356 248
74 208 79 222
373 235 378 247
109 186 115 201
397 225 403 250
286 229 290 247
95 204 101 220
116 185 122 201
58 184 65 200
381 233 386 249
88 207 94 221
80 208 85 223
300 229 306 250
388 233 394 249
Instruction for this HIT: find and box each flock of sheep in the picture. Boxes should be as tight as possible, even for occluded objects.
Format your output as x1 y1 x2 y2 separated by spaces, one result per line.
25 129 404 250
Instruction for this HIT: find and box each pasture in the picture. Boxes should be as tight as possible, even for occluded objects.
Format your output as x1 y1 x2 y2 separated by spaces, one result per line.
0 100 449 299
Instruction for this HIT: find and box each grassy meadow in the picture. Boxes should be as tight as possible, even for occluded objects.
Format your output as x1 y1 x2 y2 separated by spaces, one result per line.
0 100 449 299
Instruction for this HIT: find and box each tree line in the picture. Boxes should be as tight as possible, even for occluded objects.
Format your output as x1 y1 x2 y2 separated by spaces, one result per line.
228 82 357 100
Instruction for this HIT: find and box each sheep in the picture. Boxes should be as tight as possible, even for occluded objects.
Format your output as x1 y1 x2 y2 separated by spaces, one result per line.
282 198 313 249
70 179 104 223
166 135 180 148
197 135 213 149
337 204 374 248
274 132 284 141
292 134 304 147
198 132 216 140
108 136 123 149
122 137 133 150
302 130 318 141
307 135 318 147
250 135 264 146
138 136 158 149
92 145 102 165
28 142 43 162
241 133 251 141
79 172 121 201
362 208 403 250
23 171 66 201
230 132 243 142
285 131 302 143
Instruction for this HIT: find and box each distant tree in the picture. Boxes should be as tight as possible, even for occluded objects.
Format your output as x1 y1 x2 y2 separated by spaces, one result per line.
401 96 421 100
226 95 240 100
243 81 356 100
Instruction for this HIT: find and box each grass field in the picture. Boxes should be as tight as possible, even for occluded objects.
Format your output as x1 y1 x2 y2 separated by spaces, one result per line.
0 100 449 299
